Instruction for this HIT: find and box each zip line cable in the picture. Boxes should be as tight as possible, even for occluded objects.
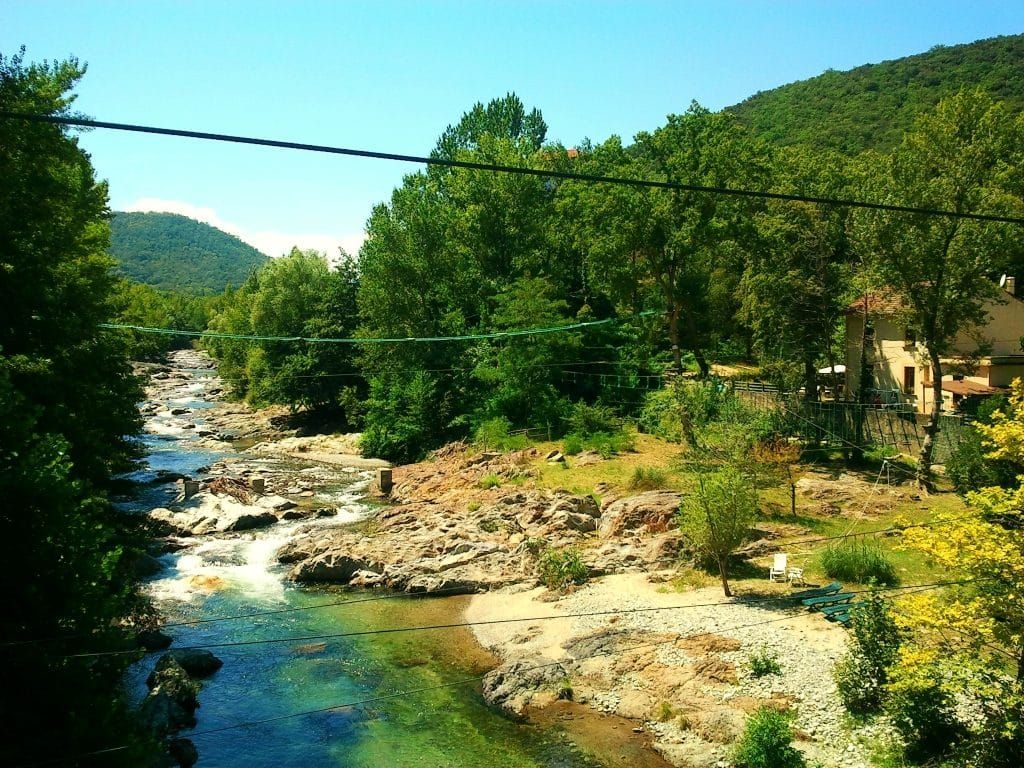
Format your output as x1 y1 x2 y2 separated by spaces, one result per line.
2 112 1024 226
98 311 660 344
60 578 986 659
16 581 961 766
6 510 1013 650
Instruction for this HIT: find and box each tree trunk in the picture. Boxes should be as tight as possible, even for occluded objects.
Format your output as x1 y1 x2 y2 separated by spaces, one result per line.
803 357 818 402
681 305 710 378
717 558 732 597
853 297 871 463
667 305 684 374
917 344 943 489
1017 638 1024 683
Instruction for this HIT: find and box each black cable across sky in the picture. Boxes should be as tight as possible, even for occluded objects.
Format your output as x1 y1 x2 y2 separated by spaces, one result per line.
3 111 1024 225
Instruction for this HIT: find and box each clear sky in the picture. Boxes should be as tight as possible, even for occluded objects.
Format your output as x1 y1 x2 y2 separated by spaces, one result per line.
3 0 1024 258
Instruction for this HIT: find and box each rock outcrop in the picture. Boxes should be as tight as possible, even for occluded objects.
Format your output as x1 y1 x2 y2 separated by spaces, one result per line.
598 491 682 538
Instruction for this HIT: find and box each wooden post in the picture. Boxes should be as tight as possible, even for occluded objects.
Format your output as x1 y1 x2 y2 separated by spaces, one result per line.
249 476 266 495
377 468 393 495
179 478 200 499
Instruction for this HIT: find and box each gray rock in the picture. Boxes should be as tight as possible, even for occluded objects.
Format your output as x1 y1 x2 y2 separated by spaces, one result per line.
290 553 374 583
482 657 568 717
162 649 223 679
137 629 173 651
598 491 682 538
255 494 297 512
223 511 278 531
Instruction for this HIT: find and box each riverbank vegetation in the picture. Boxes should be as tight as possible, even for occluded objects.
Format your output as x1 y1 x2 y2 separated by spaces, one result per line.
1 51 159 766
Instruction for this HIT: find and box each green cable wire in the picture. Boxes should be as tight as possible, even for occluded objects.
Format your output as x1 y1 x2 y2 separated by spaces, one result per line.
98 311 660 344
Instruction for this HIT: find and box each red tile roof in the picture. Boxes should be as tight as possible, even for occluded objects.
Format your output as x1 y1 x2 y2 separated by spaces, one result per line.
844 290 906 316
941 380 997 397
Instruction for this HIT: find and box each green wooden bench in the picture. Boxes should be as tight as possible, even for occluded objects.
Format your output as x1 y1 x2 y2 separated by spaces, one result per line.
789 582 843 601
821 602 859 617
802 592 855 610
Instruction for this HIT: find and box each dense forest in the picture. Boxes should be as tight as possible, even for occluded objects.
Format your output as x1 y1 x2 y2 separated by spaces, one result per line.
730 33 1024 153
109 211 268 293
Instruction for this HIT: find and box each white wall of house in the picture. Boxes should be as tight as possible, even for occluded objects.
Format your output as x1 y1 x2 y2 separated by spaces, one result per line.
844 287 1024 414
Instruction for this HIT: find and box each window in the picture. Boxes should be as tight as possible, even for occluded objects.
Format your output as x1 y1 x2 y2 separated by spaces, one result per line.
903 328 917 348
903 366 916 395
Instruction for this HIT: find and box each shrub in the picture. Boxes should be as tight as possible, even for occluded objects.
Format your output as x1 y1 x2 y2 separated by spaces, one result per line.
833 594 902 714
478 473 501 490
748 647 781 678
583 429 635 457
537 547 588 591
655 701 675 722
887 671 963 763
562 434 583 456
473 417 529 452
566 401 619 437
628 466 669 491
820 539 899 585
733 708 805 768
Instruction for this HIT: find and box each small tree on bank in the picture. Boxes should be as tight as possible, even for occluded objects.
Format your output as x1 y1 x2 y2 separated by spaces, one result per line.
677 467 757 596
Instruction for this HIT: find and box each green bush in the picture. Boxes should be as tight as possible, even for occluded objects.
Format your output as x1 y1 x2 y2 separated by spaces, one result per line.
733 708 805 768
566 401 619 437
473 417 529 452
562 434 583 456
833 594 902 714
583 430 635 458
820 539 899 585
887 673 963 763
748 647 782 678
628 466 668 491
537 547 589 591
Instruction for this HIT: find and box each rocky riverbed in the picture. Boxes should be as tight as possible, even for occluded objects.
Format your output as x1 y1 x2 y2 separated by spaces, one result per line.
134 349 884 768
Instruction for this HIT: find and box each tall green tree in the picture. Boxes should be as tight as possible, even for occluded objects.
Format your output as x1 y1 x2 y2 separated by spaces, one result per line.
741 147 853 399
851 89 1023 483
0 49 156 766
561 103 766 375
206 248 362 417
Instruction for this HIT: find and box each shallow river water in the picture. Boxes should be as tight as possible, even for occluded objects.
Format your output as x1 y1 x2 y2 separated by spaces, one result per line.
125 358 661 768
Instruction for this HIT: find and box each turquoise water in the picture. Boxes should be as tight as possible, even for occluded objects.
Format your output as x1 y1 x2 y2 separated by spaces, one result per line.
128 370 651 767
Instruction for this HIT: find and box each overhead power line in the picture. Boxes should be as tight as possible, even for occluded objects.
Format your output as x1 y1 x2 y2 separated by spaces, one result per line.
98 311 659 344
62 578 984 659
3 112 1024 225
19 580 962 766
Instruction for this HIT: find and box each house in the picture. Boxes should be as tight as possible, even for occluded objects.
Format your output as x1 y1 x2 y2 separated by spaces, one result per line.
843 278 1024 414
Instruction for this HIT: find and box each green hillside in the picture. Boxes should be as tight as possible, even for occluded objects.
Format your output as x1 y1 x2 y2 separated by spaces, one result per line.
109 211 268 293
729 34 1024 153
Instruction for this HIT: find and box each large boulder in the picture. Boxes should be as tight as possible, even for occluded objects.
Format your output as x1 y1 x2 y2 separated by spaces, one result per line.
223 511 277 532
290 552 375 583
598 491 682 538
482 658 569 718
141 658 200 735
163 649 223 679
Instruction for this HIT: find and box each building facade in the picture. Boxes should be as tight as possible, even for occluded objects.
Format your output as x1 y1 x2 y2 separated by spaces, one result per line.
844 279 1024 414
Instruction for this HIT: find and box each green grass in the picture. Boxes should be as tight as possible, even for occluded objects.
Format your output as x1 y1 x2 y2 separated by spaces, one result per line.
627 466 669 491
478 473 502 490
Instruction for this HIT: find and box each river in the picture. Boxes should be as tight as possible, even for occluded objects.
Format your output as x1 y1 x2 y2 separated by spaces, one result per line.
124 351 642 768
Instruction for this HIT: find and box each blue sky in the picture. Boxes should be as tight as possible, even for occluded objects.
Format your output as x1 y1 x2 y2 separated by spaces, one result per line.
3 0 1024 258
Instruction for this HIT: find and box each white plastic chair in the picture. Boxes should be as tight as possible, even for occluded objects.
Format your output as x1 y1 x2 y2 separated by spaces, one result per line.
787 566 805 585
769 553 787 582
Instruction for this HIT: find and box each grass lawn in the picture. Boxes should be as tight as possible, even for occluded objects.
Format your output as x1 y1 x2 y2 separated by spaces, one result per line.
517 431 967 592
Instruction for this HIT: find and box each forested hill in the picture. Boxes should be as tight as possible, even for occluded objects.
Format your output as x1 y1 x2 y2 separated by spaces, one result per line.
728 34 1024 154
109 211 268 293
